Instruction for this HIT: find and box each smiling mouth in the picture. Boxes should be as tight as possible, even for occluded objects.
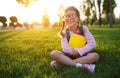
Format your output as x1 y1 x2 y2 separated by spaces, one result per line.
67 21 74 23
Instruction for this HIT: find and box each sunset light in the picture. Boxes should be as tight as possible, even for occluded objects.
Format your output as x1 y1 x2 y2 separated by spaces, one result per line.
0 0 120 25
0 0 83 24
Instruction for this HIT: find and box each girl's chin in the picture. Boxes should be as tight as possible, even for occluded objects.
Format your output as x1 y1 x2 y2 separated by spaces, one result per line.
67 23 74 27
67 25 74 28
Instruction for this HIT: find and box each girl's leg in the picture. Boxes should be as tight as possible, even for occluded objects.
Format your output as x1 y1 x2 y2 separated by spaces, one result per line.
73 52 99 64
51 50 77 66
51 51 99 73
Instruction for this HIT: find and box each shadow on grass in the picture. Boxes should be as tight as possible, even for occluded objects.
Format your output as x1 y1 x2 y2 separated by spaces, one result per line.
0 30 24 42
49 65 93 78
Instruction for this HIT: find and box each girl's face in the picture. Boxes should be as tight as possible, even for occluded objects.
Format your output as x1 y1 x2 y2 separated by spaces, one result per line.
64 10 80 28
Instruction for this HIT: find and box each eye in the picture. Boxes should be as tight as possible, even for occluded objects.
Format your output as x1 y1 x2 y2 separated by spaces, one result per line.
63 13 78 19
71 14 78 18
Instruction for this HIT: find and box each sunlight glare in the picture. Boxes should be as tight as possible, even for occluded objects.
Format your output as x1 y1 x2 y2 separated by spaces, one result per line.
0 0 85 24
18 0 60 24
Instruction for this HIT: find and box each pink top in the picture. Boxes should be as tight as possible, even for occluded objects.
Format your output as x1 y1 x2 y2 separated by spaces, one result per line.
61 25 96 56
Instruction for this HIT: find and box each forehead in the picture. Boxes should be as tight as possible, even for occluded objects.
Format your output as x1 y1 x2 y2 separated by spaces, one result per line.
64 10 77 15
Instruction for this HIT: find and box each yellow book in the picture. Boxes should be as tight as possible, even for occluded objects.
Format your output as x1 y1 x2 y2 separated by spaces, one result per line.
68 33 86 48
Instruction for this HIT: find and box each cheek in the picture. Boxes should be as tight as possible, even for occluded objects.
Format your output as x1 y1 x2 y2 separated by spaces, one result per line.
74 19 79 24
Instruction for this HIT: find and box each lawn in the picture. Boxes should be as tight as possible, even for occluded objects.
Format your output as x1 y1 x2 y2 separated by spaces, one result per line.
0 26 120 78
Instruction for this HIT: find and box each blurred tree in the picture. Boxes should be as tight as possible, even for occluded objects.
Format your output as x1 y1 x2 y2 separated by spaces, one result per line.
85 7 90 26
102 0 116 27
97 0 102 26
90 0 97 26
58 5 65 27
90 10 97 25
82 0 96 26
115 16 120 25
9 16 23 29
42 8 50 27
0 16 7 27
23 22 29 29
16 0 38 7
52 22 59 28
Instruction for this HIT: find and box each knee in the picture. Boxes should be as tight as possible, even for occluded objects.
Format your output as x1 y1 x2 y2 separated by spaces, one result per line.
92 53 99 61
51 50 60 58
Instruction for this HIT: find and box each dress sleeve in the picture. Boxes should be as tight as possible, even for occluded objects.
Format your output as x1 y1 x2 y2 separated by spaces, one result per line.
61 30 73 54
74 26 96 56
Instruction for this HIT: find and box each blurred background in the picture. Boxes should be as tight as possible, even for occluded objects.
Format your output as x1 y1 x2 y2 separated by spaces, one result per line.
0 0 120 29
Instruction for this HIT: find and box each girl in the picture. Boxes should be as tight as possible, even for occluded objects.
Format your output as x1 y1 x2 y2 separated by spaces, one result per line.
51 6 99 73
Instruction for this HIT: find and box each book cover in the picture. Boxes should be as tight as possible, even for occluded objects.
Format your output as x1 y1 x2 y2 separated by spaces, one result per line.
69 33 86 48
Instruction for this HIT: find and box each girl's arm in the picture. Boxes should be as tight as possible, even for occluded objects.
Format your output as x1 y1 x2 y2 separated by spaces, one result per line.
74 26 96 56
61 30 73 54
61 26 96 56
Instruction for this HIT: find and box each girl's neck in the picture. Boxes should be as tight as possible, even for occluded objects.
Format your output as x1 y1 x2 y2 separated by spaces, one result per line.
68 25 80 34
69 25 79 31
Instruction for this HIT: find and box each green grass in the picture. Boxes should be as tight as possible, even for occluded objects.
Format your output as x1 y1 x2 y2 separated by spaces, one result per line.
0 26 120 78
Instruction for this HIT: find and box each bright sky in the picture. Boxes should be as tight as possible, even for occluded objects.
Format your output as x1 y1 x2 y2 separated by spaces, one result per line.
0 0 120 24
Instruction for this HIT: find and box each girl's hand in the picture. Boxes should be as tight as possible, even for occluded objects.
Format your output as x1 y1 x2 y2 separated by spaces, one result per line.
71 49 80 58
59 21 65 38
59 30 65 38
